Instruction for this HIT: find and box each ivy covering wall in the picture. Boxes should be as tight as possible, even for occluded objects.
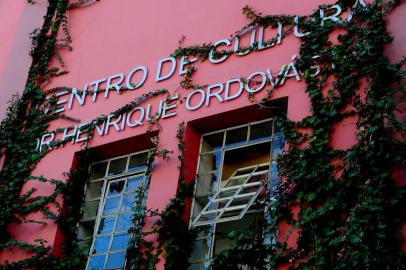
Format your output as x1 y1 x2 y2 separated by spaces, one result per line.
0 0 404 269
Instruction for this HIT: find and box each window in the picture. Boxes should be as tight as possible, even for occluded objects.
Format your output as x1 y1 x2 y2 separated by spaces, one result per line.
188 119 283 269
77 150 150 270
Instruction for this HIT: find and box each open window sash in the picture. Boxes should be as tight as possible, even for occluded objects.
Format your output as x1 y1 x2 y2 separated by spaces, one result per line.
191 163 269 227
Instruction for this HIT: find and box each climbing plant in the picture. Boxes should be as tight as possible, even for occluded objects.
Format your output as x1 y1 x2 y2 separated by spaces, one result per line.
163 1 406 269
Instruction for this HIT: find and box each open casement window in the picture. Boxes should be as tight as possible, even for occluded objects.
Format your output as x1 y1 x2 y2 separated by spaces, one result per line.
77 150 150 270
188 118 283 269
191 163 269 226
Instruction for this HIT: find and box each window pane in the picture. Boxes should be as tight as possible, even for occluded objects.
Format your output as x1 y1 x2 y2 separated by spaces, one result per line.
121 194 136 213
190 238 210 262
78 239 92 256
195 173 218 196
108 157 127 175
222 142 271 181
88 255 106 270
89 162 107 180
225 126 248 146
128 152 148 172
111 234 130 251
83 200 100 219
272 137 284 158
106 252 126 269
103 197 121 215
201 132 224 153
125 176 144 192
214 214 258 255
270 161 279 180
107 180 125 196
78 220 96 240
198 152 221 174
92 235 111 254
97 216 116 235
85 181 104 201
250 120 273 140
116 213 133 232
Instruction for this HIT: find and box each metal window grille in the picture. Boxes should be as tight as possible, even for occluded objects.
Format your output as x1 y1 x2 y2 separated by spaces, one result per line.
77 150 150 270
188 118 284 268
191 163 269 227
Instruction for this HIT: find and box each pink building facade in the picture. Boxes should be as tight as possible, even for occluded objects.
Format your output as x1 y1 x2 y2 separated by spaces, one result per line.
0 0 405 269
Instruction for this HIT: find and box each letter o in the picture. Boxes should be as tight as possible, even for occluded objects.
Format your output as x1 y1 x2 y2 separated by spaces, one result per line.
245 71 267 93
186 89 206 111
126 66 148 89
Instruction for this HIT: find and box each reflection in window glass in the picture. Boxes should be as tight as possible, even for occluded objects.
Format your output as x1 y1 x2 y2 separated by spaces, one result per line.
128 152 148 172
108 157 127 176
120 194 135 213
116 213 133 232
107 180 125 196
97 217 115 235
111 234 130 251
103 197 120 215
78 220 96 240
225 126 248 146
88 255 105 270
201 132 224 153
93 235 110 254
81 151 150 270
85 181 104 201
89 162 108 180
198 152 221 174
106 252 126 269
250 120 272 141
126 176 143 192
189 118 282 269
83 200 100 219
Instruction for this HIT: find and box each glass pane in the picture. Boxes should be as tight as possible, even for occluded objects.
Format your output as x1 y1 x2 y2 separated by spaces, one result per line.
192 195 211 220
111 234 130 251
225 126 248 146
198 151 221 174
272 137 284 158
222 141 271 181
108 157 127 176
107 180 125 196
88 255 106 270
250 120 273 140
128 152 148 172
89 162 107 180
106 252 126 269
121 194 136 213
103 197 121 215
83 200 100 219
78 219 95 240
97 216 116 235
78 239 92 256
195 173 218 196
85 181 104 201
92 235 111 254
190 239 210 262
125 175 144 192
116 213 133 232
270 161 279 180
188 262 206 270
201 132 224 153
214 214 257 255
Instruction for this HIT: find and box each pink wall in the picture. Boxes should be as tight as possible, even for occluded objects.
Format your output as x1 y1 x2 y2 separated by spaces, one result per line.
0 0 47 117
0 0 404 267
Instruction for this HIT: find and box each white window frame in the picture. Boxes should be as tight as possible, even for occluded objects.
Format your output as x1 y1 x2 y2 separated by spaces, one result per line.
188 118 283 268
78 150 151 270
